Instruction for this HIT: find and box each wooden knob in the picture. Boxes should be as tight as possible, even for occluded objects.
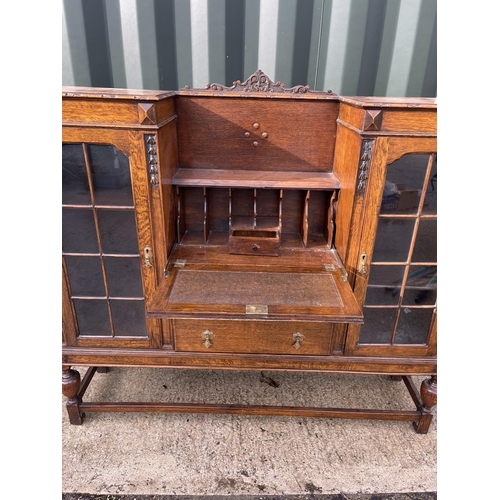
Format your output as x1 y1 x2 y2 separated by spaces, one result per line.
253 123 260 129
253 141 259 147
244 131 250 138
261 132 268 138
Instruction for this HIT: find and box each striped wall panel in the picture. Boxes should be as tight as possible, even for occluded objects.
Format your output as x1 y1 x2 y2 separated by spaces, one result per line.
62 0 436 97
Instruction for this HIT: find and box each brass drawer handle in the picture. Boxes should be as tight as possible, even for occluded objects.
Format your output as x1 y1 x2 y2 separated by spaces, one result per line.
292 332 304 350
202 330 214 348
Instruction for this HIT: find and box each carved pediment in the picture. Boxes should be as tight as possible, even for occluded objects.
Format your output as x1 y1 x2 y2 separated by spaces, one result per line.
181 69 336 95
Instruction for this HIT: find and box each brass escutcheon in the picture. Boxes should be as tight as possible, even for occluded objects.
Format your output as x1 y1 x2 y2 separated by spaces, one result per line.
358 252 367 275
202 330 214 348
144 246 153 268
292 332 304 350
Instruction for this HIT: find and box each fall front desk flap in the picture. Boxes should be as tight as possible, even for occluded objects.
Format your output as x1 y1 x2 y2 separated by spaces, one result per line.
147 247 363 323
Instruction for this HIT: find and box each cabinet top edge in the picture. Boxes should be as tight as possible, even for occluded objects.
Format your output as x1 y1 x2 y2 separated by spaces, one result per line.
62 87 436 108
62 86 176 101
339 96 437 109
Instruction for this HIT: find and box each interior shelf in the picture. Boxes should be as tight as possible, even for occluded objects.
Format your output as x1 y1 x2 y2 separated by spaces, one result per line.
171 168 341 189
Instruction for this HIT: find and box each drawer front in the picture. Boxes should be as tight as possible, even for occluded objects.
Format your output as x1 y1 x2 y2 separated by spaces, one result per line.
173 320 333 355
229 232 280 256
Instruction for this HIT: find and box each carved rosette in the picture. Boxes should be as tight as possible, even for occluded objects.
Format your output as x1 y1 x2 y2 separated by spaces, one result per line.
145 134 159 187
356 140 374 193
182 69 336 95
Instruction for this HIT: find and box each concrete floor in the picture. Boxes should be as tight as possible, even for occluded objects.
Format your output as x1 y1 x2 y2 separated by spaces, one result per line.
62 368 436 497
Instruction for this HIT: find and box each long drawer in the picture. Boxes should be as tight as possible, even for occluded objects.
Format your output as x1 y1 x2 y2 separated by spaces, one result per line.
173 319 333 355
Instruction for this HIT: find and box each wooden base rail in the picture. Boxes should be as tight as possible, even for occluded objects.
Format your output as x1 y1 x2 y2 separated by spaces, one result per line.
62 367 436 434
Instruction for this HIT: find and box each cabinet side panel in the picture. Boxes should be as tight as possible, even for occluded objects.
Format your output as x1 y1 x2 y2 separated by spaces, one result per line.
332 123 363 263
128 131 163 347
158 119 179 258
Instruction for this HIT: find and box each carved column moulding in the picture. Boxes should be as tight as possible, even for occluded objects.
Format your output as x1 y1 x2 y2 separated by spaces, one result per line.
356 140 375 193
145 134 159 187
363 110 383 131
138 103 157 125
182 69 337 95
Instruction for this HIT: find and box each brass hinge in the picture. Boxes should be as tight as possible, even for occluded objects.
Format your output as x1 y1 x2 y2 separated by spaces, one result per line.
330 248 348 282
174 259 186 268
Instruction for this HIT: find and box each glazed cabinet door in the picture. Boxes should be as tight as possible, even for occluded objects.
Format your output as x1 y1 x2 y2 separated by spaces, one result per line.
345 143 437 357
62 134 162 348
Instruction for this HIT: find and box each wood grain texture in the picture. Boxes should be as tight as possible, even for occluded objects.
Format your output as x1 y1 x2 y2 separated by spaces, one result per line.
63 87 175 100
332 123 364 263
339 96 436 109
173 320 333 355
63 100 139 126
62 346 436 374
62 259 78 347
127 131 162 348
381 111 436 133
62 86 437 428
171 169 340 189
176 97 338 172
62 127 131 156
77 401 421 421
386 137 437 165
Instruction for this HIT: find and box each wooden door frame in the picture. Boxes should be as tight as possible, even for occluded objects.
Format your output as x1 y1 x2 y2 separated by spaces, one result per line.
344 136 437 357
62 127 164 349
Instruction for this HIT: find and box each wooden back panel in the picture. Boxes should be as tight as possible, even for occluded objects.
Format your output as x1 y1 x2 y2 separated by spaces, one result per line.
175 97 339 172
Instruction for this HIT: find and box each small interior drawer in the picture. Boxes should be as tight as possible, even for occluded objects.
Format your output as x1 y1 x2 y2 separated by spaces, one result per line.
173 319 333 355
229 229 280 256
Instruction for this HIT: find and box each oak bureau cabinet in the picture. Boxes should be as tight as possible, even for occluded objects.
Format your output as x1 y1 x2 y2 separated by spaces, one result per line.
62 71 437 433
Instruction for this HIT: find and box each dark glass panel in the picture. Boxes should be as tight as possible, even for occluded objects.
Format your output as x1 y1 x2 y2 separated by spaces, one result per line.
372 219 415 262
73 299 111 336
365 265 405 305
412 219 437 263
368 265 406 286
358 308 397 344
62 144 91 205
62 208 98 253
394 307 434 344
110 300 148 336
104 257 144 298
97 210 139 254
65 256 105 297
381 154 430 215
402 265 437 306
365 287 400 306
87 145 134 206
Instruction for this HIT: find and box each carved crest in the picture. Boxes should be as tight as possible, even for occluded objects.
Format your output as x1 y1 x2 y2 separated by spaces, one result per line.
181 69 336 95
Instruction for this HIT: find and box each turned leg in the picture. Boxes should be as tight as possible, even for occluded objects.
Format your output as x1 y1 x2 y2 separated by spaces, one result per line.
413 375 437 434
62 367 84 425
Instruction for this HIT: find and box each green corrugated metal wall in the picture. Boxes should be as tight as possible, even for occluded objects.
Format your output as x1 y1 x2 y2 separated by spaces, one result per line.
62 0 436 97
